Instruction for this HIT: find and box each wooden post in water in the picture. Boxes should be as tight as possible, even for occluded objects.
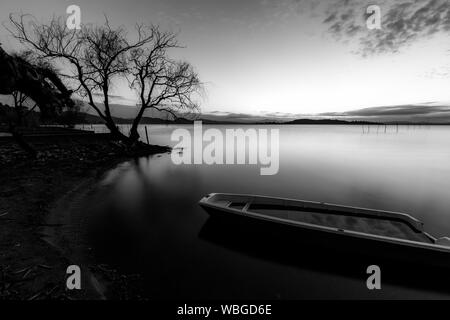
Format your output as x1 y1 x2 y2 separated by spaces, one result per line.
145 126 150 144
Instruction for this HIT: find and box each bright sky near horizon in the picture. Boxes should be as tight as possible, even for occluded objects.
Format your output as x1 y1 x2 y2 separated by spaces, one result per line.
1 0 450 116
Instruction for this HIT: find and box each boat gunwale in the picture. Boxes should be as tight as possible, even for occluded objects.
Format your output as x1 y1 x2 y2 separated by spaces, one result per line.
203 193 424 231
199 193 449 252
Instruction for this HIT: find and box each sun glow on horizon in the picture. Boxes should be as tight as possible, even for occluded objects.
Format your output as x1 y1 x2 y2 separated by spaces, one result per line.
2 0 450 116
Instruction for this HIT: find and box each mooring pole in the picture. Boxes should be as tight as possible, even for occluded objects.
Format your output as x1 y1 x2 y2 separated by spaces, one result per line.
145 126 150 144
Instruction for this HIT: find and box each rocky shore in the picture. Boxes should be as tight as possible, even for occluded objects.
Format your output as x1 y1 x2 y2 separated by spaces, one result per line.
0 135 169 299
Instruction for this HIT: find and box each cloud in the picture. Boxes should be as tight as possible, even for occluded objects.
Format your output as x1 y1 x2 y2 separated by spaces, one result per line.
92 93 129 100
319 104 450 122
200 104 450 123
92 93 123 99
324 0 450 55
201 110 300 122
321 104 450 116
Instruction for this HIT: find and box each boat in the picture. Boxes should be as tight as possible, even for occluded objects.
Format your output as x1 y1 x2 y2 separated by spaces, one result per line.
199 193 450 267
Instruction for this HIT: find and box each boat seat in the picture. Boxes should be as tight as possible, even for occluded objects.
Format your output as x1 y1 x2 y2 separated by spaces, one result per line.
435 237 450 247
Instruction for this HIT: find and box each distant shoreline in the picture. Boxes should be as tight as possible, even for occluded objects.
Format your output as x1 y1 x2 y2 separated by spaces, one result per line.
70 109 450 126
3 104 450 128
76 119 450 126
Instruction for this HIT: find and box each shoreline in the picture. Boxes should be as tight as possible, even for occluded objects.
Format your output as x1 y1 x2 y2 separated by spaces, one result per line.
0 136 169 299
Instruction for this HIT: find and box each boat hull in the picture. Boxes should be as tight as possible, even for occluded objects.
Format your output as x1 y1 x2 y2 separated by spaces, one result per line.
199 202 450 270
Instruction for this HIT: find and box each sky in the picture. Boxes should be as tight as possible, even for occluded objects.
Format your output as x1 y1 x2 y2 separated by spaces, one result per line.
2 0 450 118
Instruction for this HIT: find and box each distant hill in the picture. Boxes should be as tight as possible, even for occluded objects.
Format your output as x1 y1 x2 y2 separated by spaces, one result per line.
76 112 220 125
4 101 450 127
79 112 194 124
74 113 386 125
284 119 379 125
4 92 450 124
0 105 388 126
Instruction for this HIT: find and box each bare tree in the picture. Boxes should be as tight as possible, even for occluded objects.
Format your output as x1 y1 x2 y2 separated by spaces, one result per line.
11 91 28 125
7 14 202 145
57 100 85 128
128 26 202 142
0 47 71 157
7 14 155 143
10 51 42 125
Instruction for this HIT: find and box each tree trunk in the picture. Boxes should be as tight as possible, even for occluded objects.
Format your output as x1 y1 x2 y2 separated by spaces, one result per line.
129 107 147 144
101 87 134 143
105 120 125 139
15 105 24 126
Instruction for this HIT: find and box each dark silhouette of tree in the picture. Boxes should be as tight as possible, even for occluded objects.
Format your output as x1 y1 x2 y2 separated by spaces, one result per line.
57 100 85 128
0 44 73 120
7 14 202 145
9 51 41 126
128 26 202 142
11 90 30 125
0 47 73 157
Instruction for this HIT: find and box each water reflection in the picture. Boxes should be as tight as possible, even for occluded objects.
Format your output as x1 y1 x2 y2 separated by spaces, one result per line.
199 215 450 295
83 125 450 298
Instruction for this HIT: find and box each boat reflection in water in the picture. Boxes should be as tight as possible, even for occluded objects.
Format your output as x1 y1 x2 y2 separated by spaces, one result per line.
199 193 450 294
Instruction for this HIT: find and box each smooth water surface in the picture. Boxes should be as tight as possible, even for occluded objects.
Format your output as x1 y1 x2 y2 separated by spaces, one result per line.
81 125 450 299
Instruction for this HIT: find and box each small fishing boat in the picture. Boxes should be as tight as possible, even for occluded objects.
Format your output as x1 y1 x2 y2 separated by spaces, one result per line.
199 193 450 267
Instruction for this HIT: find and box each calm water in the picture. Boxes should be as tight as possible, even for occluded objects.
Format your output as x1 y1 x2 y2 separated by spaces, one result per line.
81 125 450 299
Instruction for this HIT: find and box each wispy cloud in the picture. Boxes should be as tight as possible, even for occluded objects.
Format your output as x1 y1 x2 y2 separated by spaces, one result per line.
324 0 450 55
321 104 450 116
202 103 450 123
319 103 450 123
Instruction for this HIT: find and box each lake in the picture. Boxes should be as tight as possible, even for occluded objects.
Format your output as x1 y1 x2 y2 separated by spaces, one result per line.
80 124 450 299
